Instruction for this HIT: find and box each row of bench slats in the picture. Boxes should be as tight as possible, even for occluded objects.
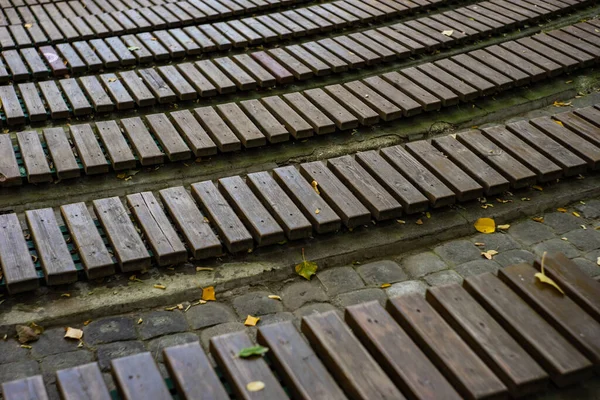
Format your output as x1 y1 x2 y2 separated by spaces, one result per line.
0 0 175 13
2 19 600 187
2 255 598 400
0 0 439 52
0 0 591 116
0 103 599 293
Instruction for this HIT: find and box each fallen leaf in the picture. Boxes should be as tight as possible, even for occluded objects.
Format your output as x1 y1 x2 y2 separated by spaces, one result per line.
247 381 265 392
61 293 71 297
474 218 495 234
425 212 431 219
177 304 184 310
20 345 32 349
108 77 117 82
202 286 216 301
127 46 140 51
311 180 320 195
396 219 405 224
64 327 83 340
535 252 564 294
481 250 498 260
553 101 572 107
165 305 178 311
554 120 564 127
532 185 543 191
381 283 391 288
561 237 568 241
572 211 581 218
441 29 454 36
196 267 214 272
532 217 544 223
474 242 485 246
24 23 32 28
239 345 269 358
295 248 318 280
497 224 510 230
244 315 260 326
116 173 127 180
83 320 92 326
315 208 320 214
581 225 587 230
597 256 600 266
521 197 531 201
557 208 567 213
137 318 143 324
153 284 166 290
16 325 40 344
78 341 84 348
268 295 281 300
415 219 423 225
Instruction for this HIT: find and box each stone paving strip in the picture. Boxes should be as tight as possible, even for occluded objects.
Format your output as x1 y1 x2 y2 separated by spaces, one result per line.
0 0 441 52
0 0 591 85
1 19 599 183
1 102 600 293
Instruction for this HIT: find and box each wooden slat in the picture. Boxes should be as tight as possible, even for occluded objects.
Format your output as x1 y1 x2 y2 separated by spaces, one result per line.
387 294 508 399
163 342 229 400
119 70 156 107
90 39 121 68
196 59 236 94
60 78 93 116
126 191 187 266
146 113 191 161
232 54 277 88
17 130 52 184
345 301 462 400
343 80 402 121
498 263 600 367
0 133 22 187
93 197 151 272
417 62 478 102
100 73 135 110
112 353 171 400
261 95 313 138
210 331 288 400
18 82 46 122
324 84 379 125
139 68 176 103
121 116 164 166
57 362 111 400
70 124 108 175
61 202 115 279
239 99 288 143
0 85 25 125
574 106 600 128
157 65 196 101
363 75 422 117
2 376 48 400
170 109 217 157
302 310 406 400
257 321 346 400
96 120 137 171
553 111 600 147
216 103 266 148
194 106 241 152
304 88 358 130
38 80 68 119
464 272 593 387
43 127 80 180
0 213 39 294
427 284 549 397
79 75 114 113
177 62 217 97
159 186 222 259
191 180 253 253
283 92 336 135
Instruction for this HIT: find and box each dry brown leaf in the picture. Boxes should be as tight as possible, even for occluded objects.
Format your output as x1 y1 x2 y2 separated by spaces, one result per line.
497 224 510 230
481 250 498 260
244 315 260 326
16 325 40 344
247 381 265 392
24 23 32 28
196 267 214 272
83 320 92 326
474 242 485 247
268 295 281 301
415 219 423 225
315 208 320 214
532 217 544 223
441 29 454 36
554 120 564 127
202 286 216 301
553 101 572 107
137 318 143 324
153 284 166 290
572 211 581 218
557 208 567 213
532 185 543 191
64 327 83 340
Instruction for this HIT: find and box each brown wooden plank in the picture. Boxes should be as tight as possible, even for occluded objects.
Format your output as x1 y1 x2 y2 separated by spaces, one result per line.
43 127 80 180
90 39 121 68
100 73 135 110
121 116 164 166
96 120 137 171
468 49 531 87
139 68 176 104
60 77 93 116
2 376 48 400
0 85 25 125
192 180 253 253
416 62 478 102
387 294 508 399
194 106 241 152
57 43 86 74
516 37 578 72
17 130 52 184
61 202 115 279
498 263 600 368
283 92 336 135
104 37 137 66
127 191 187 266
159 186 222 259
57 362 111 400
345 301 462 400
380 145 455 208
450 53 513 91
381 71 441 111
300 160 371 228
553 111 600 147
427 284 549 397
78 75 114 113
170 109 217 157
406 140 483 201
214 56 256 91
251 50 295 84
4 49 29 82
319 37 367 68
465 272 594 387
302 310 406 400
163 342 229 400
261 95 313 138
535 253 600 323
156 65 196 101
286 44 332 76
218 175 285 246
196 59 237 94
0 213 39 294
20 48 48 79
145 113 191 161
121 35 153 63
240 17 278 42
304 88 358 130
0 133 22 187
232 54 277 88
344 80 402 121
268 48 312 80
210 331 288 400
119 70 156 107
456 130 537 188
324 84 379 125
257 321 346 400
574 106 600 128
112 353 171 400
93 196 151 272
216 103 266 148
499 41 562 77
239 99 288 143
177 62 217 97
19 82 47 122
435 58 496 96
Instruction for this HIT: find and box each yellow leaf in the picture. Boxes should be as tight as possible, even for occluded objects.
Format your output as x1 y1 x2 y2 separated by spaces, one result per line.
521 197 531 201
202 286 216 301
24 23 32 28
61 293 71 297
137 318 143 324
554 120 564 127
64 327 83 340
295 248 318 280
247 381 265 392
165 305 178 311
572 211 581 218
553 101 572 107
311 180 320 195
596 257 600 266
117 173 127 180
497 224 510 230
532 217 544 223
532 185 543 191
196 267 214 271
268 295 281 301
244 315 260 326
153 284 166 290
474 218 495 234
381 283 391 288
535 252 564 294
474 242 485 246
83 320 92 326
481 250 498 260
315 208 320 214
177 304 184 310
108 77 117 82
415 219 423 225
557 208 567 213
396 220 405 224
441 29 454 36
425 212 431 219
20 345 32 349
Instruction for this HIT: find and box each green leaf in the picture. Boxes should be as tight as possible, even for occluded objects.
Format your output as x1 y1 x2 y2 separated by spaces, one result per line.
295 248 318 280
238 345 269 358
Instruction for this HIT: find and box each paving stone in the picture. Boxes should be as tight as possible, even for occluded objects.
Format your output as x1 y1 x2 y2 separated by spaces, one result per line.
575 199 600 218
0 339 28 364
454 259 501 278
470 233 520 252
335 288 387 308
138 311 188 340
542 212 583 234
41 351 94 384
147 332 199 362
424 270 463 286
199 322 246 350
584 249 600 263
256 312 296 327
564 229 600 252
532 238 580 259
232 291 284 317
96 340 146 371
293 303 340 320
386 280 429 298
317 266 365 296
281 280 328 310
32 327 82 357
572 257 600 278
401 252 448 278
0 360 41 383
433 240 482 266
186 302 237 330
508 220 554 245
83 316 137 345
493 249 536 267
356 260 408 285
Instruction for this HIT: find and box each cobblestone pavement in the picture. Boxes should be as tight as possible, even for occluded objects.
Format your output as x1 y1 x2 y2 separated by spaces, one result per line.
1 198 600 398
